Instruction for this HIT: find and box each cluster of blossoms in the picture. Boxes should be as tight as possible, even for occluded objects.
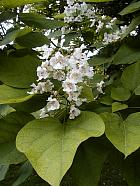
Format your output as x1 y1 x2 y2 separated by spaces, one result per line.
29 45 96 119
64 1 96 24
103 25 128 45
64 0 128 45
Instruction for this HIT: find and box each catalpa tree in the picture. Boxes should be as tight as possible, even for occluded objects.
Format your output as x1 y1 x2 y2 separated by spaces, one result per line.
0 0 140 186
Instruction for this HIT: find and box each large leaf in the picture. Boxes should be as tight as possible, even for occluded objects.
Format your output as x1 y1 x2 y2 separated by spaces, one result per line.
20 13 65 30
0 85 32 104
0 55 41 88
16 32 50 48
0 0 46 8
111 87 131 101
121 62 140 91
70 138 109 186
101 112 140 157
119 1 140 15
16 111 105 186
0 112 34 164
113 44 140 65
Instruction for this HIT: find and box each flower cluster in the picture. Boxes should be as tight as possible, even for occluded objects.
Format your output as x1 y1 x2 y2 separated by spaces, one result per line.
64 0 128 45
103 25 128 45
29 45 94 119
64 1 96 24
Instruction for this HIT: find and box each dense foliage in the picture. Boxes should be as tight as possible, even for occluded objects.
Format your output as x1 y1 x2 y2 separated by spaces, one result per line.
0 0 140 185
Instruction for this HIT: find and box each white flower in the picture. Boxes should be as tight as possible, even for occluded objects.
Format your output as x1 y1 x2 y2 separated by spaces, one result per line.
36 45 53 60
69 105 81 119
96 20 104 33
53 70 65 81
29 80 54 94
47 96 60 111
67 91 81 102
96 80 104 93
62 79 77 93
74 15 82 22
67 70 83 83
67 0 75 6
41 60 54 73
49 51 67 70
79 65 94 78
37 66 49 81
27 83 38 94
35 82 47 94
80 2 88 14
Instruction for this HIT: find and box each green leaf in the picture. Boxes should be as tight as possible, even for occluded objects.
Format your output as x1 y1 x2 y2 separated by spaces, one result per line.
0 105 15 118
112 102 128 112
70 138 109 186
12 161 33 186
111 87 131 101
101 112 140 157
16 32 50 48
16 111 105 186
54 13 65 19
0 85 32 104
0 11 16 23
119 1 140 15
20 13 65 29
0 142 26 164
89 56 113 66
0 111 34 143
10 94 48 113
0 29 20 46
113 44 140 65
100 95 113 105
0 112 34 164
121 62 140 91
63 32 80 47
80 84 94 102
0 55 41 88
0 0 46 8
0 28 33 46
0 164 9 181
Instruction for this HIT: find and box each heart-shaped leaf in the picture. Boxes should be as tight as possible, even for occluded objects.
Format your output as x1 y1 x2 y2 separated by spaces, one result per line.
101 112 140 157
16 111 105 186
